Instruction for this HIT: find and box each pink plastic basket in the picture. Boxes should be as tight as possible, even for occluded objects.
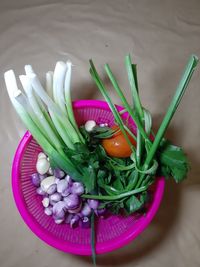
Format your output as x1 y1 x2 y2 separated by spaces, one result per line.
12 100 165 255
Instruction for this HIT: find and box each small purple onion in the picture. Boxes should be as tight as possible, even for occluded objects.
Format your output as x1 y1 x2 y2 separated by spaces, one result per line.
36 187 46 196
70 214 80 228
49 198 56 206
81 203 92 217
53 201 66 219
64 194 80 210
87 199 100 210
65 213 74 224
31 173 40 187
46 184 57 195
65 175 73 186
68 203 82 214
55 178 60 184
49 193 62 203
79 216 91 228
39 174 47 181
61 188 71 197
71 182 84 195
53 168 65 179
57 179 69 194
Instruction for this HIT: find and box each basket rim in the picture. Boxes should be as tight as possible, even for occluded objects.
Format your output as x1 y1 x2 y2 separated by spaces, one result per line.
12 99 165 255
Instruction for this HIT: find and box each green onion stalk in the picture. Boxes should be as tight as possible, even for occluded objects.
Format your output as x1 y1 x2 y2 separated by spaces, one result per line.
4 62 85 180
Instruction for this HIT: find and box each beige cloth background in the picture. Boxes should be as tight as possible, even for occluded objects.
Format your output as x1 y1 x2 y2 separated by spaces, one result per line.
0 0 200 266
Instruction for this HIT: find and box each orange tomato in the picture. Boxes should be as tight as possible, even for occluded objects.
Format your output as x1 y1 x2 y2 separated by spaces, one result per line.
102 125 136 158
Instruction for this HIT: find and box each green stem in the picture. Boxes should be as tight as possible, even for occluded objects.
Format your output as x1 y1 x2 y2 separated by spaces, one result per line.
104 64 149 143
135 55 198 188
125 55 144 118
91 212 96 266
82 185 147 200
89 60 135 153
125 55 145 166
144 55 198 169
123 125 137 141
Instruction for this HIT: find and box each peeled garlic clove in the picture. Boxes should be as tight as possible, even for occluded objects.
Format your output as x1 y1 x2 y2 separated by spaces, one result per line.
42 197 50 208
44 207 53 216
37 152 47 160
36 158 50 175
41 176 56 192
54 219 64 224
84 120 96 132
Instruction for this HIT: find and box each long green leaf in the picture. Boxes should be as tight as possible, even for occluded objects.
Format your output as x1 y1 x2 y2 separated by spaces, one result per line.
89 60 135 153
144 55 198 169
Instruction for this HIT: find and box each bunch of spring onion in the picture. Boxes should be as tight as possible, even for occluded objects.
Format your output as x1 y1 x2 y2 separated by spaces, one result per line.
5 61 86 179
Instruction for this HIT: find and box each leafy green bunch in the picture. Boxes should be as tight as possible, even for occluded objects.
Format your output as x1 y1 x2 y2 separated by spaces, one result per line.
78 54 198 214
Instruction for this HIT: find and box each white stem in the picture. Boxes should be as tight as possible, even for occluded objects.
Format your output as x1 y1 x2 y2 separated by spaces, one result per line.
53 61 67 113
19 75 62 149
28 73 80 143
64 61 84 142
25 65 35 75
46 71 54 99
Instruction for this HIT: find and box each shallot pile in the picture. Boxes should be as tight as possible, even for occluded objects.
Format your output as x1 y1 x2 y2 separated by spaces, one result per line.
31 152 105 228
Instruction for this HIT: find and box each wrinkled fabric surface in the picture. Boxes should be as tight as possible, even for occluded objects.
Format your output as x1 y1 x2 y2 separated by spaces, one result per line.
0 0 200 266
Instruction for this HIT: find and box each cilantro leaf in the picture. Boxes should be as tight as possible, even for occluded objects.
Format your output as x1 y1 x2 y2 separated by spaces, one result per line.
158 140 190 183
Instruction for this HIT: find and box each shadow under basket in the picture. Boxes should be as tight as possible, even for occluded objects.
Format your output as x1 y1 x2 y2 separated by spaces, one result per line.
12 99 165 255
